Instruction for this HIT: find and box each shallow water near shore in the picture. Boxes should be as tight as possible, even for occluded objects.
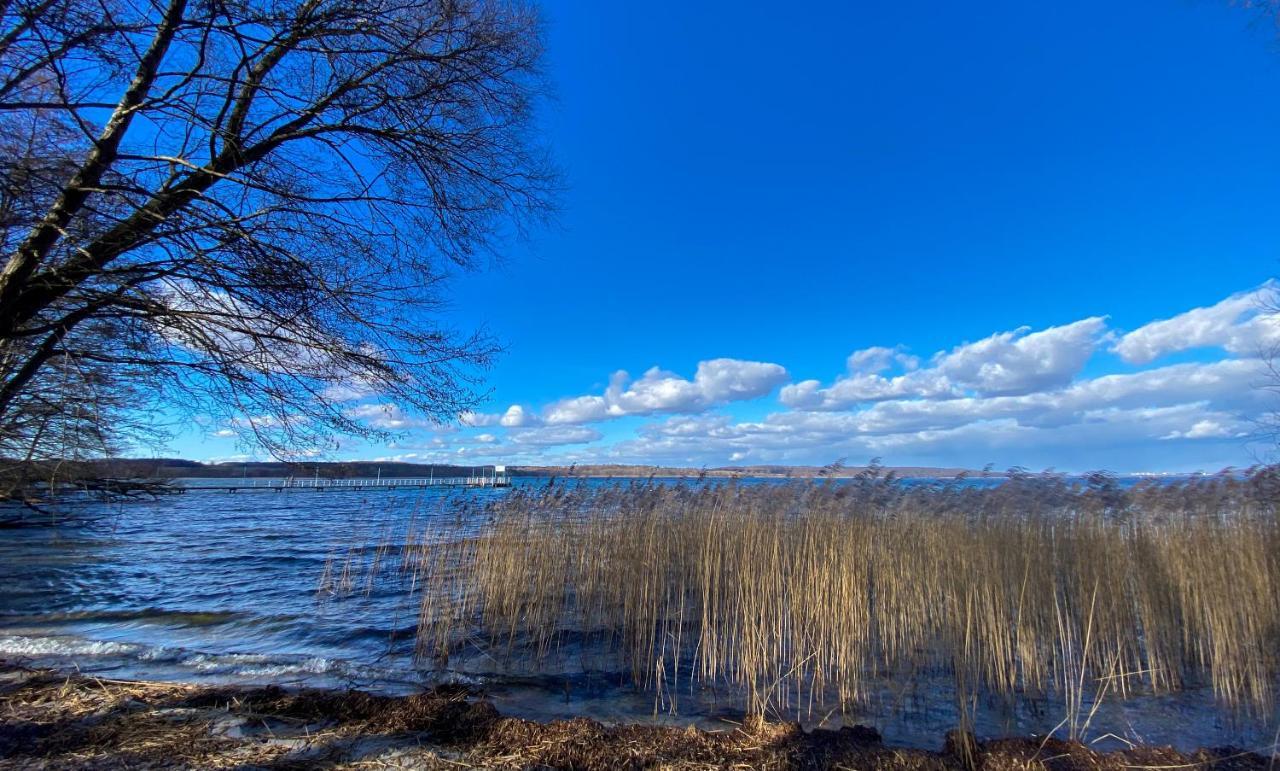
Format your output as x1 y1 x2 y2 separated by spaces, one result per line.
0 477 1275 753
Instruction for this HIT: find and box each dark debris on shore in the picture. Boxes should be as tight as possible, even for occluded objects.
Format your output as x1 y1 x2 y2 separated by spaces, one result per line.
0 666 1271 770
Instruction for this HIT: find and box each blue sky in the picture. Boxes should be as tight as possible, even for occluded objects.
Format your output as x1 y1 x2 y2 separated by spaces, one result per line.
176 0 1280 472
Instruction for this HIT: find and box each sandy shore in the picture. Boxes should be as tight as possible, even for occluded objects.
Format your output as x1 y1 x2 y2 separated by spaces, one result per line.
0 664 1271 770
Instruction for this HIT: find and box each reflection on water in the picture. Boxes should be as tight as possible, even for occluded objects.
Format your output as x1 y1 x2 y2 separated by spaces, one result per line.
0 478 1273 752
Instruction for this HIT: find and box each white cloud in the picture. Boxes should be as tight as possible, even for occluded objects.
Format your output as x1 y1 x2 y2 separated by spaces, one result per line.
782 317 1108 410
780 370 954 409
322 384 369 403
639 414 733 438
843 358 1264 435
154 280 384 384
508 425 603 446
351 286 1272 472
1162 418 1247 441
610 350 1263 470
932 316 1107 395
543 393 612 424
344 402 435 430
458 411 497 427
1113 283 1280 364
229 414 285 430
608 397 1251 472
691 359 791 402
499 405 540 427
543 358 788 424
847 346 919 373
203 453 257 464
459 405 540 428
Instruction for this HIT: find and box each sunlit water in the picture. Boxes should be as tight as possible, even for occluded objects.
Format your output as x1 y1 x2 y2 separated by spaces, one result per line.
0 477 1274 753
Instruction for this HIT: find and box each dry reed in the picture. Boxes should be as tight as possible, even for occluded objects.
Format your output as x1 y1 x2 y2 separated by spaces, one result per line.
331 467 1280 736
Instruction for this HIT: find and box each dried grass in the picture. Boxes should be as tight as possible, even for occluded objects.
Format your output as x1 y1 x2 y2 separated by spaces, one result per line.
342 468 1280 736
3 666 1273 769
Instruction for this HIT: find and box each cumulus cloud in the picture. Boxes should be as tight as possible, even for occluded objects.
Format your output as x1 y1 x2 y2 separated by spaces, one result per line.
459 405 542 427
638 414 734 438
322 383 377 403
543 393 611 424
344 402 436 430
543 358 788 424
780 370 953 409
508 425 603 446
932 317 1108 395
782 317 1108 410
842 358 1265 436
458 411 500 427
370 286 1270 471
613 398 1251 471
1113 283 1280 364
613 340 1263 470
691 359 791 402
847 346 919 373
499 405 540 427
1161 418 1246 441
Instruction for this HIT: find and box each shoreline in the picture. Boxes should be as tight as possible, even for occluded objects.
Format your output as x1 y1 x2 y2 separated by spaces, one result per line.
0 665 1271 770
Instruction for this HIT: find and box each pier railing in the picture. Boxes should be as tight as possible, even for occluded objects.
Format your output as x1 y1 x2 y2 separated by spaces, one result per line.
178 476 510 492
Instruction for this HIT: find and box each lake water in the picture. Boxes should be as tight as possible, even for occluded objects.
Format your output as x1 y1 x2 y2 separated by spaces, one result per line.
0 477 1274 753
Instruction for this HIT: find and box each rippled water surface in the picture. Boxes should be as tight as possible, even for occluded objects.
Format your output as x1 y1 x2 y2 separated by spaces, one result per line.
0 478 1274 752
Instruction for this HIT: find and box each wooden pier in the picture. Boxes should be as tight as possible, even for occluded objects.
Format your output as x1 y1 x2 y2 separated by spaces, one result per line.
176 476 511 493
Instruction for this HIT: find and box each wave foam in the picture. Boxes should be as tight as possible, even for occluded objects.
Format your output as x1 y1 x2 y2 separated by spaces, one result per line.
0 633 432 693
0 634 140 657
178 652 335 676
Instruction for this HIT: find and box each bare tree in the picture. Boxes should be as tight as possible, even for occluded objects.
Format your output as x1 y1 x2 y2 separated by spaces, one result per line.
0 0 555 459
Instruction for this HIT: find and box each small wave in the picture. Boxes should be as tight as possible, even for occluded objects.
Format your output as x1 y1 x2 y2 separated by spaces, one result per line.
177 651 335 677
137 646 180 662
0 608 248 627
239 660 336 677
0 634 140 657
344 623 420 641
0 633 440 695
